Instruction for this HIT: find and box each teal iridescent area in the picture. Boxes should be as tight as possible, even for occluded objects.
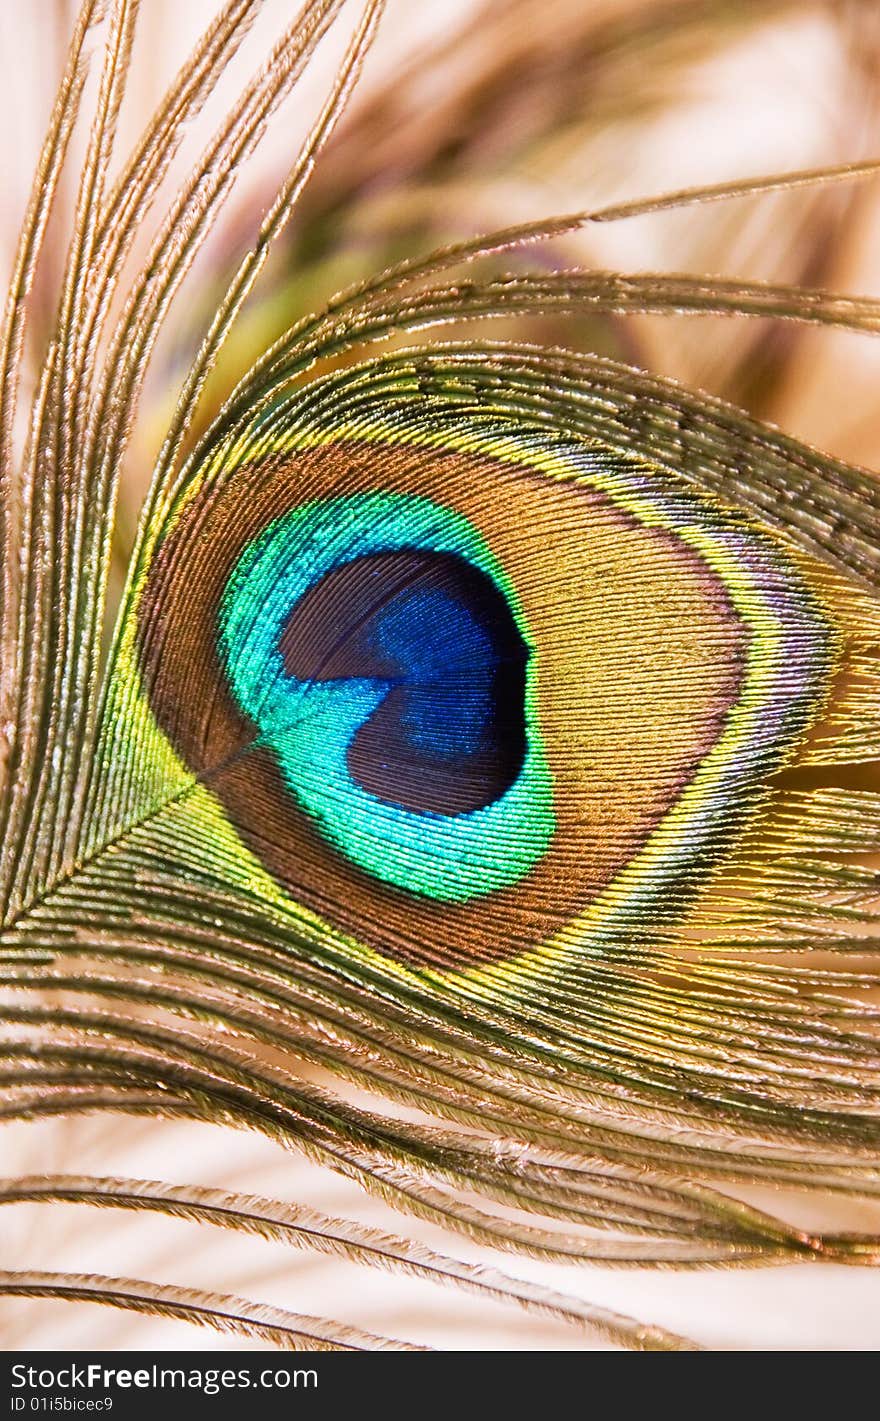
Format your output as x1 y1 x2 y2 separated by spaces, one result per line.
217 492 555 900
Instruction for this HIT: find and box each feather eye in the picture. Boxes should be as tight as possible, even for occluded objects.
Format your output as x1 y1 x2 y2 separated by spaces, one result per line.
94 338 880 1133
2 0 880 1351
126 376 846 970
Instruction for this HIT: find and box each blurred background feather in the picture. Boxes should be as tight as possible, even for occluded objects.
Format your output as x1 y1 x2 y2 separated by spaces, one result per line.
1 0 880 1349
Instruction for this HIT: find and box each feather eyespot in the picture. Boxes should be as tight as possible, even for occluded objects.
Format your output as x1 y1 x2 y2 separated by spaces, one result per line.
135 406 832 969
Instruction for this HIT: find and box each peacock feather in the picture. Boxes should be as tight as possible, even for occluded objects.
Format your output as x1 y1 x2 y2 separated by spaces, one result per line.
2 0 880 1350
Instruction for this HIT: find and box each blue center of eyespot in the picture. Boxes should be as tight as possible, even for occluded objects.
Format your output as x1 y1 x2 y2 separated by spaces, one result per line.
374 585 496 759
280 548 530 815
